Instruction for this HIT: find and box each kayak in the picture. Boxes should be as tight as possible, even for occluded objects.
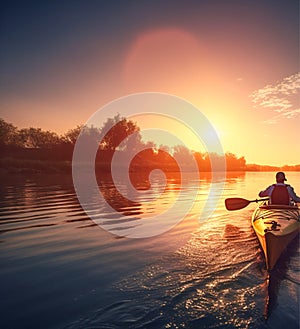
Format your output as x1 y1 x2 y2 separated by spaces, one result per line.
252 204 300 271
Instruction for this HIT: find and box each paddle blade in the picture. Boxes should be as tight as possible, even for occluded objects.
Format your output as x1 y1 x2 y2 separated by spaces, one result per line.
225 198 250 211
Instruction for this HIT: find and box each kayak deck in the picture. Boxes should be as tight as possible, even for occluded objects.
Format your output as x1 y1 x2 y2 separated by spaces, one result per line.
252 204 300 271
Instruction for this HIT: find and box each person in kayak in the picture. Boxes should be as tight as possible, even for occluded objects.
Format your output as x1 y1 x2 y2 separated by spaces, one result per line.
259 172 300 205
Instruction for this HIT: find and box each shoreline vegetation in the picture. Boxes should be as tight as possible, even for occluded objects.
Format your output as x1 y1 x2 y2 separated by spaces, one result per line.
1 117 299 175
1 157 299 175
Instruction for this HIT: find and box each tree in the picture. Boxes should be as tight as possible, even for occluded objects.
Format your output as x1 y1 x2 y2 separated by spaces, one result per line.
62 125 85 145
18 127 60 148
226 152 246 171
193 151 211 171
99 114 141 151
172 144 195 169
0 118 19 146
124 130 144 153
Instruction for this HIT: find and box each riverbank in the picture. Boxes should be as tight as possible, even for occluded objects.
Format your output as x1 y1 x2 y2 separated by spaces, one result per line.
0 157 72 174
1 156 299 175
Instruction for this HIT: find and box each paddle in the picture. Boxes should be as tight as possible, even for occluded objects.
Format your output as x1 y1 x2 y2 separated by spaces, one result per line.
225 197 269 211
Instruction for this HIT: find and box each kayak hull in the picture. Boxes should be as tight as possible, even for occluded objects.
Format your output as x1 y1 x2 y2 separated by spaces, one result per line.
252 205 300 271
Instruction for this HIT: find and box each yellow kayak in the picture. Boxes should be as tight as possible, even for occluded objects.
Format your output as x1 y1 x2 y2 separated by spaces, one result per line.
252 204 300 271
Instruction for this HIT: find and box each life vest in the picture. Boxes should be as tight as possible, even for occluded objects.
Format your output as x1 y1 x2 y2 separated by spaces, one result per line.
270 184 290 205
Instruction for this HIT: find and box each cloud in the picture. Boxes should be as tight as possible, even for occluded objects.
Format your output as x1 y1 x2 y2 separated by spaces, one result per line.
250 73 300 124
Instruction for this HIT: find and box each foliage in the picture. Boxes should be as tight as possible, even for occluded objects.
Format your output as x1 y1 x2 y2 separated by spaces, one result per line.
99 114 140 151
18 128 61 148
0 118 19 146
62 125 85 145
225 152 246 171
1 117 298 172
173 145 195 168
0 119 61 148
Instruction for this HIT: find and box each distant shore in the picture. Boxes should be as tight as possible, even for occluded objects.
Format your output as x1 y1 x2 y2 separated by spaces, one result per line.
1 118 299 175
1 156 299 175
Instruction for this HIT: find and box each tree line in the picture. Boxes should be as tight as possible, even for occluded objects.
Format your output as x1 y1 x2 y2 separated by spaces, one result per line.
2 116 296 172
0 118 82 148
0 115 142 150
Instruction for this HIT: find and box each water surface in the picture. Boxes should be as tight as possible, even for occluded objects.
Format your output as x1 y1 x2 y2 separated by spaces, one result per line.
0 172 299 328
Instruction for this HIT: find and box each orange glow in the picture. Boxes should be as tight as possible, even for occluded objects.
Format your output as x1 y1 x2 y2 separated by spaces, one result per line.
123 28 205 91
2 5 299 168
130 113 206 153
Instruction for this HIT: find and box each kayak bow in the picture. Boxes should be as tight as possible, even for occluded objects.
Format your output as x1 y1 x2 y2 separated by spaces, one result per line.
252 204 300 271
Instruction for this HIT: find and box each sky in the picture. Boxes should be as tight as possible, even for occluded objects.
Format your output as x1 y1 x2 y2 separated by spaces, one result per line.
0 0 299 166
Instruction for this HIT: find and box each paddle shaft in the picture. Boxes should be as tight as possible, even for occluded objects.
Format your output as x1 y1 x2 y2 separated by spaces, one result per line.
225 197 269 211
249 198 269 203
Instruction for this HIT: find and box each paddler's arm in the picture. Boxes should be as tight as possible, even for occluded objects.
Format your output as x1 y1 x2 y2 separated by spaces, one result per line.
287 186 300 203
258 185 273 198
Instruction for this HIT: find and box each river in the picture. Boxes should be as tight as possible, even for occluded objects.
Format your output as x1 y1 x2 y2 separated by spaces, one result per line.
0 171 299 329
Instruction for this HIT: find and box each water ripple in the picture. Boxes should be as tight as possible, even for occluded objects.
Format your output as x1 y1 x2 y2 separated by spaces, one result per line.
1 172 299 329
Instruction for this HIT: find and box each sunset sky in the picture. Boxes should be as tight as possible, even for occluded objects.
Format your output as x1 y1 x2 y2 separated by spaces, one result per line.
1 0 299 166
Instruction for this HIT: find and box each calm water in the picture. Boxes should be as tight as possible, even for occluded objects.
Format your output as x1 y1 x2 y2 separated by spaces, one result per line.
0 171 299 329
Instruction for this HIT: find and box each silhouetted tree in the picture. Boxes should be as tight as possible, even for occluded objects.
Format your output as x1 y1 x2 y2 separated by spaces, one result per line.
18 128 60 148
225 152 246 171
173 145 195 170
5 118 295 173
123 131 144 153
193 152 211 171
62 125 84 145
0 118 19 146
99 114 141 151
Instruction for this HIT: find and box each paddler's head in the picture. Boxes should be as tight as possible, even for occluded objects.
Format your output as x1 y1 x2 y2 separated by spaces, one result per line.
276 171 287 183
